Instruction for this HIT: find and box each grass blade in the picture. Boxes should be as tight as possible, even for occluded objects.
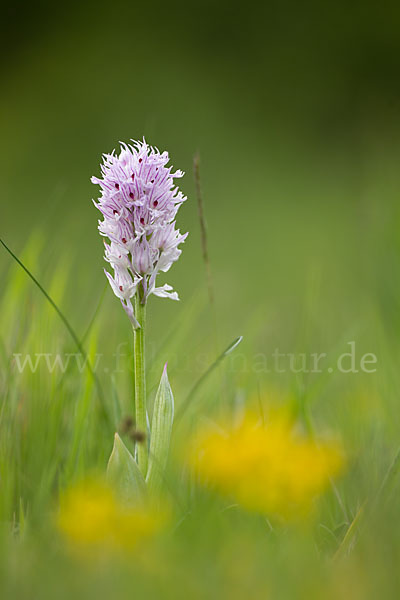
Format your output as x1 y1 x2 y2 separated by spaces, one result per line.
333 503 365 561
0 237 110 424
176 335 243 422
193 152 214 308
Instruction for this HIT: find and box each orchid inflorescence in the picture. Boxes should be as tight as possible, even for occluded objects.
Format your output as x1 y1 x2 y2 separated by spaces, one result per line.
92 138 187 328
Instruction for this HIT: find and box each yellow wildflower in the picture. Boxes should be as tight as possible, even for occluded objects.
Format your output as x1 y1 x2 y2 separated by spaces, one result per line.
57 478 165 555
189 413 344 518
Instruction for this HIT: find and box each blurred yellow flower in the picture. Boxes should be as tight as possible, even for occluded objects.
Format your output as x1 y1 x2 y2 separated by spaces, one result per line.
189 413 344 518
57 479 165 554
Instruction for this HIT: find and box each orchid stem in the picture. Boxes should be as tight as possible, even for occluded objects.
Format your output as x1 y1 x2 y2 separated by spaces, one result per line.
134 295 148 476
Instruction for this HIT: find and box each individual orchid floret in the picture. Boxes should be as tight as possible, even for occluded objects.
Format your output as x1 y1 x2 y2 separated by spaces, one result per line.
92 139 188 327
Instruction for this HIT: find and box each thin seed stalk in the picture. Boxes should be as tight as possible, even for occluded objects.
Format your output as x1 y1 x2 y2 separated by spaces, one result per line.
134 295 148 476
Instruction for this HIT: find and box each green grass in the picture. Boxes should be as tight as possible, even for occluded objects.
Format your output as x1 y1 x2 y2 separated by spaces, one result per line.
1 130 400 598
1 189 400 599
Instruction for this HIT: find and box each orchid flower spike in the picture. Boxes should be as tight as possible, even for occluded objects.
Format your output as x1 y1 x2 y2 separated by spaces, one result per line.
92 139 188 328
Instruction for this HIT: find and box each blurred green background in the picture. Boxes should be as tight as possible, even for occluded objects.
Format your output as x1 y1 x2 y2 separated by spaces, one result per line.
2 2 400 597
2 0 400 391
3 0 400 433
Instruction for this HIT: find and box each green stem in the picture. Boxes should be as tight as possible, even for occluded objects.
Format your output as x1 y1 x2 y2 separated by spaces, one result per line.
134 295 148 476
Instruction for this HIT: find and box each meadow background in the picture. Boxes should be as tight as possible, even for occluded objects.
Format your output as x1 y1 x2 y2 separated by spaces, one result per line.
2 0 400 598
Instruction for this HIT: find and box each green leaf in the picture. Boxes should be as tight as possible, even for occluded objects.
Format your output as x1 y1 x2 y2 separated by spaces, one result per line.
107 433 146 503
146 364 174 496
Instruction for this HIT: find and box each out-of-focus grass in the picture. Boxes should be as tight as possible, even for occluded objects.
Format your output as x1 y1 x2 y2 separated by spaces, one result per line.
1 187 400 598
